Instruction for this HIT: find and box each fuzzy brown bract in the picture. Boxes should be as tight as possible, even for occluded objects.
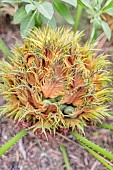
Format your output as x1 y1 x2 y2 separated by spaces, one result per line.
0 27 112 137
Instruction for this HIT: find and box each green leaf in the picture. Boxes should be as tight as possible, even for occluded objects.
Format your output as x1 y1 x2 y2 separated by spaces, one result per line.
35 13 42 27
0 129 28 157
53 0 74 25
36 2 54 20
101 21 111 40
25 4 36 14
93 0 104 9
61 0 77 7
0 39 12 58
80 0 92 9
90 25 96 42
42 16 56 28
77 0 85 7
13 6 28 24
103 0 113 11
49 17 56 28
20 11 36 37
73 4 83 32
97 0 104 4
22 0 33 3
2 0 22 3
105 8 113 16
103 0 112 6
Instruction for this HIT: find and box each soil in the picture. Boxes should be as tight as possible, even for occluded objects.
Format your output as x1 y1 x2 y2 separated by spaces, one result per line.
0 15 113 170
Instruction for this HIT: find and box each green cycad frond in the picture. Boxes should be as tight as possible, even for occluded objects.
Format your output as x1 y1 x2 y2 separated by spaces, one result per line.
0 129 28 157
71 132 113 169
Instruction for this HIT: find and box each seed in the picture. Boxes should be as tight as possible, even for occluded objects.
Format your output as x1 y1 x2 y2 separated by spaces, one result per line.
48 98 56 103
64 106 75 114
70 115 77 118
43 99 51 105
56 96 62 101
59 104 67 111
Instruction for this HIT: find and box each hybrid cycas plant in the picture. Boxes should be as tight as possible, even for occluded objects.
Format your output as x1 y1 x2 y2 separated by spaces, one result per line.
0 27 112 138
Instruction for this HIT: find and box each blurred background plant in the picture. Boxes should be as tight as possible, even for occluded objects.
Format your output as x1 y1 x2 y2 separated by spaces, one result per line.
0 0 113 170
1 0 113 40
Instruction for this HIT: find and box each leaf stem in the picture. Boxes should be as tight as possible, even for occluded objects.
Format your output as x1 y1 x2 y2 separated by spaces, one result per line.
73 4 83 33
60 144 71 170
56 132 84 148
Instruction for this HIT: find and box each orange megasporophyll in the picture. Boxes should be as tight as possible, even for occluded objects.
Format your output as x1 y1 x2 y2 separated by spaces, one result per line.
0 27 112 136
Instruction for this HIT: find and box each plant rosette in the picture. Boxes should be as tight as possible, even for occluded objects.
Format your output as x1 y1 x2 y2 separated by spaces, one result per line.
0 27 112 139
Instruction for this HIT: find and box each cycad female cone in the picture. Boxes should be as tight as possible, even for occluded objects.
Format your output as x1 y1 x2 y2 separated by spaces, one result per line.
0 27 112 136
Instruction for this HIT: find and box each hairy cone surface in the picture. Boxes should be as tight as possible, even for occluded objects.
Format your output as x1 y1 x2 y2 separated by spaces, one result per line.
0 27 112 136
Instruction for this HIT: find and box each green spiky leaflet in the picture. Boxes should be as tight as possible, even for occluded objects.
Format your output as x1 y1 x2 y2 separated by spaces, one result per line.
60 144 71 170
82 145 113 170
0 129 28 157
71 132 113 162
96 123 113 130
0 27 112 135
